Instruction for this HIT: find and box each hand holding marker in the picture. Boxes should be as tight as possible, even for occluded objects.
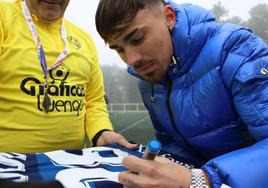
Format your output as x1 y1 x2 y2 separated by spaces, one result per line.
126 140 161 175
142 139 162 160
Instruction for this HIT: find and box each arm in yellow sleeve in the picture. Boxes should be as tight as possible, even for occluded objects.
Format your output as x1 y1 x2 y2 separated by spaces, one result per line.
84 49 113 145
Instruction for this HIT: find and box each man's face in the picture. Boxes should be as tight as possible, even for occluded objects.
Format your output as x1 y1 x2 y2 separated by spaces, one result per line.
108 6 175 83
25 0 70 23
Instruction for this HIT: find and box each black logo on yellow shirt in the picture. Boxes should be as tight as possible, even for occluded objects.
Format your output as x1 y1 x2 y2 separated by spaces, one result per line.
20 64 85 116
67 36 81 50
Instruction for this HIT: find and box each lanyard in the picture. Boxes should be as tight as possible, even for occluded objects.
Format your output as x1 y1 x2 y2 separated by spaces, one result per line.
21 1 69 112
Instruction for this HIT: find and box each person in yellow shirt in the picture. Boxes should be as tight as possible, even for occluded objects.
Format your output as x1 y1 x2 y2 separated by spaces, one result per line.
0 0 137 153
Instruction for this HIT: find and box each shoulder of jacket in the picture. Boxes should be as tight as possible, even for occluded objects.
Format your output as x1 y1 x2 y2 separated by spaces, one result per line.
235 58 268 84
221 28 268 87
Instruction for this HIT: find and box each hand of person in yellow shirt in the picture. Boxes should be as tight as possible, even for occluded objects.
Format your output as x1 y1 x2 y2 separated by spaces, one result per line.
96 131 138 149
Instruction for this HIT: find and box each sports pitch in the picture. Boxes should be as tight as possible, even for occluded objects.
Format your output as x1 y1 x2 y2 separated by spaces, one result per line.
109 112 155 145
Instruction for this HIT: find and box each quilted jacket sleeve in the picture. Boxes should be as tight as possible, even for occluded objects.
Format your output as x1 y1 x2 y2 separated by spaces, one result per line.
203 29 268 188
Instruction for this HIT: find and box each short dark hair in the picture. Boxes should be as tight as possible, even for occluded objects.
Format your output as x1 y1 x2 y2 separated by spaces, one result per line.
95 0 165 43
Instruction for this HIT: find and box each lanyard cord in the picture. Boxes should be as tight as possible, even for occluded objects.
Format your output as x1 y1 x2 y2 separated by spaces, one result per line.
21 1 69 112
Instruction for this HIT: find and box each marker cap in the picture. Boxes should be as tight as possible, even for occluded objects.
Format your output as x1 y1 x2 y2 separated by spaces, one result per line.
147 139 161 154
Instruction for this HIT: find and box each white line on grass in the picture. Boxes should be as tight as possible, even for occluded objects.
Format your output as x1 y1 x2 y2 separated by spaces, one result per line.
118 116 150 134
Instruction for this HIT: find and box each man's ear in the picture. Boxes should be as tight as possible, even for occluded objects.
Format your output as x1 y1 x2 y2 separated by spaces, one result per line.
164 5 176 30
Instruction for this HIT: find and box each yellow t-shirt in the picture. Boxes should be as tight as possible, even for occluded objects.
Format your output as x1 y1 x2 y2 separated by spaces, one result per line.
0 0 113 153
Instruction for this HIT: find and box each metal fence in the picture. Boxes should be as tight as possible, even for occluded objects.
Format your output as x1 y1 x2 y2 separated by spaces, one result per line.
108 103 147 112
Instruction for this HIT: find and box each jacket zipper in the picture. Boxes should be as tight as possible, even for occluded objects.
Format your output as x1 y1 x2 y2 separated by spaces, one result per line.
166 77 206 163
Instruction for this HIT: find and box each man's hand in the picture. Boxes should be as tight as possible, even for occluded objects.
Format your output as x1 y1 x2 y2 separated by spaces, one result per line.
118 155 192 188
96 131 138 149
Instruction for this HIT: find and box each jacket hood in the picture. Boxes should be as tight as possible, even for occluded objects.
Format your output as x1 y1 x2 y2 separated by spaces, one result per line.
167 0 216 75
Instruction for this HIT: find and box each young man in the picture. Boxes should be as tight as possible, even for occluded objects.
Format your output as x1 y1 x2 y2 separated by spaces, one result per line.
95 0 268 187
0 0 137 153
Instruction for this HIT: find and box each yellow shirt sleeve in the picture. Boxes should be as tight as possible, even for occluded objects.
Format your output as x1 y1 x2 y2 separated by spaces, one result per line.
84 38 113 144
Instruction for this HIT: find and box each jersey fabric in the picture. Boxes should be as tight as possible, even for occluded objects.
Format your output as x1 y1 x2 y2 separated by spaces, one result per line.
128 1 268 187
0 144 194 188
0 0 113 153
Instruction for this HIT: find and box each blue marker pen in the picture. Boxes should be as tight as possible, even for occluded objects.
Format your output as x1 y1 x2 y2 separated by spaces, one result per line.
142 139 161 160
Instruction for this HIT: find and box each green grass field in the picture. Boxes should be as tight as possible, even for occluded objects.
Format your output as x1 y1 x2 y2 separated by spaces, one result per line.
109 112 155 145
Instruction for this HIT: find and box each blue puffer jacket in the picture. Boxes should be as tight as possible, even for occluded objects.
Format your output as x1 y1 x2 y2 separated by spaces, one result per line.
129 1 268 187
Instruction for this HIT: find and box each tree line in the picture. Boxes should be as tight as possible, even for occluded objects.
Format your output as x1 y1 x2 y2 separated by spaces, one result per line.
212 2 268 42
